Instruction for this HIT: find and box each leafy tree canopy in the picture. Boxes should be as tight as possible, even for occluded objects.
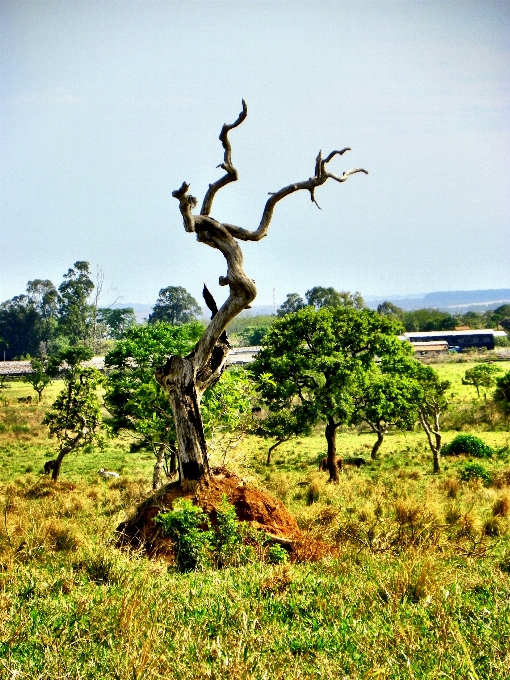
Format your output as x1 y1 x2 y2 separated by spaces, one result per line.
251 305 404 480
305 286 364 311
276 293 306 317
57 261 95 345
149 286 202 325
462 363 502 399
97 307 137 340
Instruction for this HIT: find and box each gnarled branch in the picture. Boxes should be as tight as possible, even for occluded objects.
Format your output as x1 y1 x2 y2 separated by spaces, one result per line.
201 99 248 217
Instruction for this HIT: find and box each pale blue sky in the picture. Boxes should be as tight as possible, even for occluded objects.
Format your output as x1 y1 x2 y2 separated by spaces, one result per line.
1 1 509 308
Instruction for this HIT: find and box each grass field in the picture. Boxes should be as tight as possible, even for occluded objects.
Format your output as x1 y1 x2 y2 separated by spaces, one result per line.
1 362 510 678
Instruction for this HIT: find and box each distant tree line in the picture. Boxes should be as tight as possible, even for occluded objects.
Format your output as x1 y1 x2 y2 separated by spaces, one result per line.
0 264 204 360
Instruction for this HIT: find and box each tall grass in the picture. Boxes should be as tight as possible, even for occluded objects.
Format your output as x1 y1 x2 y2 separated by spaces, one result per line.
1 371 510 678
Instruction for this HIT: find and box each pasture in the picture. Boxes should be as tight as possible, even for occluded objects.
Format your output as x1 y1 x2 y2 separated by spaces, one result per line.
0 362 509 678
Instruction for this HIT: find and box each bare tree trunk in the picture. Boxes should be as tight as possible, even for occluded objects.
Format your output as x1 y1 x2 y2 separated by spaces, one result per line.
157 101 367 487
371 430 385 460
325 417 340 483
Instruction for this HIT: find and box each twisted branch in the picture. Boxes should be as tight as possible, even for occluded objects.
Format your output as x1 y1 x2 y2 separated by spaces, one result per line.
201 99 248 217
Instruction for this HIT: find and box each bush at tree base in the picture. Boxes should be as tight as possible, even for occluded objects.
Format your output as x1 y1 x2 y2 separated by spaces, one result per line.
155 495 285 571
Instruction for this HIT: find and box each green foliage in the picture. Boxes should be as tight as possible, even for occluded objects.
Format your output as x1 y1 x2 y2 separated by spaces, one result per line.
156 499 214 571
96 307 137 340
149 286 201 325
266 544 289 564
105 322 203 478
402 308 457 332
57 261 95 345
458 462 493 485
201 368 255 460
494 370 510 416
235 325 268 346
305 286 364 310
43 350 106 480
443 434 494 458
227 314 274 336
23 358 52 401
377 301 404 319
252 306 406 474
277 293 306 317
462 364 502 398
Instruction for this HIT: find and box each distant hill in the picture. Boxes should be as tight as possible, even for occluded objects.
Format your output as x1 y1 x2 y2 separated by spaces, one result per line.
366 289 510 313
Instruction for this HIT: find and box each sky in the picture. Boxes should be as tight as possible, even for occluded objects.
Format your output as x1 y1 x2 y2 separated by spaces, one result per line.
1 1 509 310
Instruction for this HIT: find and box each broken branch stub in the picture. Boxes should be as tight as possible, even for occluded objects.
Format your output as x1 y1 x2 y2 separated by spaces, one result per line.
158 101 368 485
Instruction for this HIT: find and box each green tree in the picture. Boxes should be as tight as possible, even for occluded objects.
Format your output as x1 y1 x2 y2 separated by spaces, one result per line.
414 364 451 473
462 364 502 399
349 362 423 459
251 306 403 481
0 295 41 359
254 407 311 465
105 322 204 489
148 286 201 325
305 286 364 310
235 325 268 346
494 370 510 417
57 261 95 345
43 346 104 481
277 293 306 317
97 307 137 340
23 358 52 402
377 301 404 320
200 367 255 464
402 308 457 332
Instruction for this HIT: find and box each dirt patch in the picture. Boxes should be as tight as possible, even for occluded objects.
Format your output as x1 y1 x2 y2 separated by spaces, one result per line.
116 467 333 562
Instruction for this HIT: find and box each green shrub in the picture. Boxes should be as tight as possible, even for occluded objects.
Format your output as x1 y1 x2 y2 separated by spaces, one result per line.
267 544 289 564
443 434 494 459
213 495 245 566
156 499 213 571
458 462 493 486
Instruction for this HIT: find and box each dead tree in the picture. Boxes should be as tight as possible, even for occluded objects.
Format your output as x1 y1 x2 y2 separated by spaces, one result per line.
156 101 367 488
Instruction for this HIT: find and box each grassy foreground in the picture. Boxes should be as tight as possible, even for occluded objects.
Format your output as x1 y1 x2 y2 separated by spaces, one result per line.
0 364 510 678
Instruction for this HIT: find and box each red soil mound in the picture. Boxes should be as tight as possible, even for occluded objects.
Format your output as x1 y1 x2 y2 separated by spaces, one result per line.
116 467 300 558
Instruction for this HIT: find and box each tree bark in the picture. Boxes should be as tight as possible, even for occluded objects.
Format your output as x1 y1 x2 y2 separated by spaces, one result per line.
158 101 367 486
51 430 85 481
371 430 385 460
325 416 340 483
419 408 442 474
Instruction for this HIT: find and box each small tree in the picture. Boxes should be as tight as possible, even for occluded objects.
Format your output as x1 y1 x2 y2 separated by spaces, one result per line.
251 306 403 481
97 307 137 340
415 364 451 473
43 346 104 481
254 407 311 466
149 286 201 325
23 358 52 402
350 363 423 459
462 364 502 399
201 367 255 464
